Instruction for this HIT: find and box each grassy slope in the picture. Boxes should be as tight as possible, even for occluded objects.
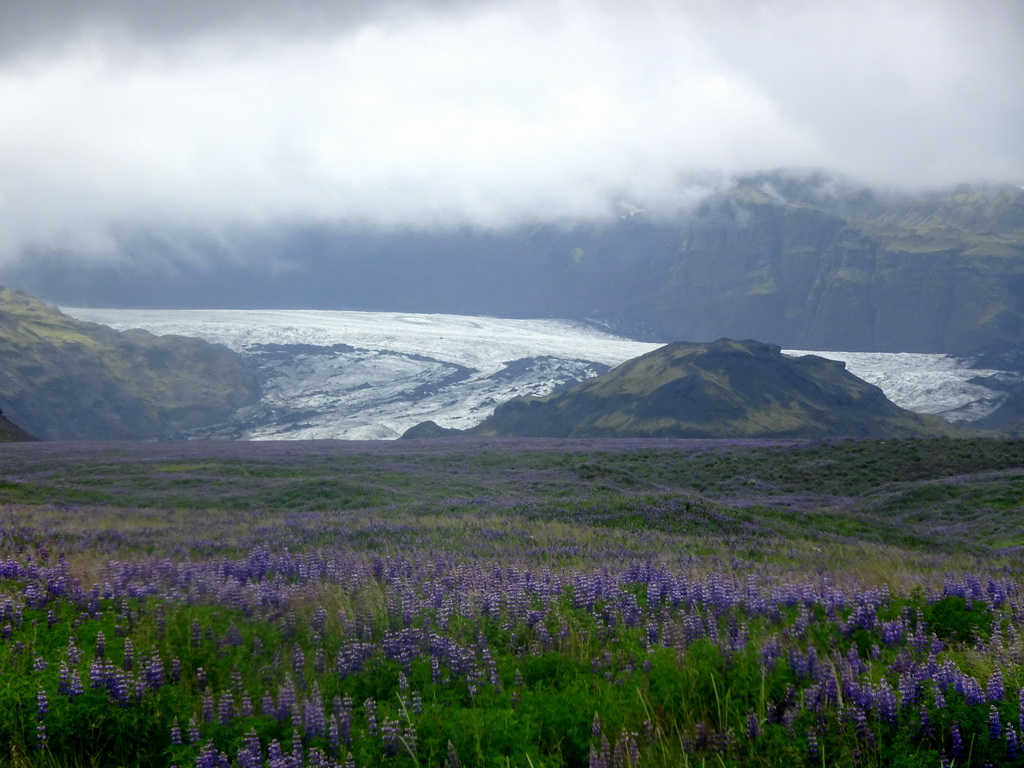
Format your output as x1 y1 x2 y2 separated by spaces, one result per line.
0 286 259 439
467 339 959 439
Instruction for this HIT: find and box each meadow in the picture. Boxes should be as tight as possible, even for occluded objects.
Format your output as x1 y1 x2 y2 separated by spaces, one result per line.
0 436 1022 767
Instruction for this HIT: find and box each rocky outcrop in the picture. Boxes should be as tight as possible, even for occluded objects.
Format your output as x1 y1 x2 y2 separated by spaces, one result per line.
0 287 260 440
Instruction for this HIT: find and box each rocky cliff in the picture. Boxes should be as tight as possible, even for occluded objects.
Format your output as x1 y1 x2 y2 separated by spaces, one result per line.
0 287 260 439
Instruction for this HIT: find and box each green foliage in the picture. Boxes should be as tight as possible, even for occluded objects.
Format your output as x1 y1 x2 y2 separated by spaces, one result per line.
924 596 993 642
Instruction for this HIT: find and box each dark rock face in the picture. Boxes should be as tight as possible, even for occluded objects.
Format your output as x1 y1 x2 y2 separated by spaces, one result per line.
457 338 958 439
0 287 260 440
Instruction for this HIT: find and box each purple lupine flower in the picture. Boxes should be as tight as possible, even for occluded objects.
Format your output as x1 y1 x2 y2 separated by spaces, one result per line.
592 712 601 739
122 638 133 672
806 727 819 762
304 683 326 739
1008 725 1020 760
57 661 71 698
201 688 214 724
746 710 759 741
876 680 898 726
69 669 83 700
66 635 81 665
36 687 48 719
328 714 340 757
170 718 182 745
195 741 220 768
919 705 931 736
989 669 1005 702
187 716 200 745
365 698 378 736
445 740 461 768
951 722 964 760
404 718 418 755
339 697 352 746
382 718 401 756
218 691 234 726
989 705 1002 741
107 669 129 706
1019 687 1024 734
95 631 105 660
266 741 286 768
277 678 296 722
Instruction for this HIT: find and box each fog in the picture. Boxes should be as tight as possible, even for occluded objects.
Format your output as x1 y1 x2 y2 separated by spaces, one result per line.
0 0 1021 269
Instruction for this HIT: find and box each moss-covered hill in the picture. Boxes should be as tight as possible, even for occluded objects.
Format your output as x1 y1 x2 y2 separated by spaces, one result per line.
0 287 259 440
0 408 35 442
455 338 959 439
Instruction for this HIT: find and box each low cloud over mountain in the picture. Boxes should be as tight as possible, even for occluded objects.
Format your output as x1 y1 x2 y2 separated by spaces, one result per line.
0 0 1020 279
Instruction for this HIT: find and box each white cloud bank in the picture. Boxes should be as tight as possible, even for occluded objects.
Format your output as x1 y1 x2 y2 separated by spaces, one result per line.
0 0 1021 264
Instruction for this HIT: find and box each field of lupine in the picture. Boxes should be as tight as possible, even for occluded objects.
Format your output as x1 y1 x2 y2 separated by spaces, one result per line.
0 436 1023 767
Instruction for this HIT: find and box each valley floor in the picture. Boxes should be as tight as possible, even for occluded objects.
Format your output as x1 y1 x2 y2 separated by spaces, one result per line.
0 436 1021 766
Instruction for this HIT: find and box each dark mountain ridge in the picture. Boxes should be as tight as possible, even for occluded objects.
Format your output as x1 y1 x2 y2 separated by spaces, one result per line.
407 338 960 439
13 169 1024 355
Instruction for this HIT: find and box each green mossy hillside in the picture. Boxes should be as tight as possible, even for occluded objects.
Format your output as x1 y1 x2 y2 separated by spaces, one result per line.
461 338 959 439
0 286 259 439
0 407 35 441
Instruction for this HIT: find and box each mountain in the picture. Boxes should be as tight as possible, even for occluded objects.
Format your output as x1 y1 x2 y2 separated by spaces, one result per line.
13 170 1024 355
0 287 259 440
970 384 1024 436
0 408 35 442
415 338 960 439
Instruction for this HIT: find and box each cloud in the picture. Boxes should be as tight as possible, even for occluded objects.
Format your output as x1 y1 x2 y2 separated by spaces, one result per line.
0 0 1021 266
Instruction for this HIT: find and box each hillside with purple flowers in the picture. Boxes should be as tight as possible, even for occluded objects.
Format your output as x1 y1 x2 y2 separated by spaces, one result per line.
0 436 1022 766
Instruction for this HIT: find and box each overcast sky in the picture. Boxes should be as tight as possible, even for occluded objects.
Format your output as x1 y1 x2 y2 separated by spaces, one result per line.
0 0 1021 266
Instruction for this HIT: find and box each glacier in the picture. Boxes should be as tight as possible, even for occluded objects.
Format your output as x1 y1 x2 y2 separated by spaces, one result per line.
63 308 1019 440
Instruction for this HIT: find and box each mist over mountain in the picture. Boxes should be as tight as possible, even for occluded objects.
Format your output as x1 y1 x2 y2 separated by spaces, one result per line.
14 171 1024 355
